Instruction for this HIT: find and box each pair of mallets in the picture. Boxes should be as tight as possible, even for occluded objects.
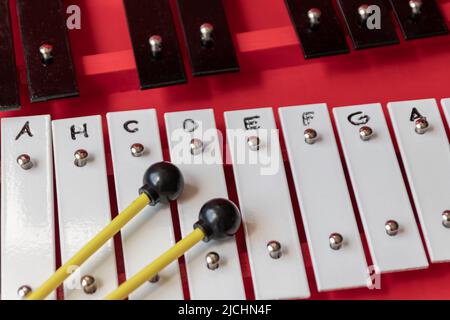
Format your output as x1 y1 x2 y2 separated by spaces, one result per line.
26 162 241 300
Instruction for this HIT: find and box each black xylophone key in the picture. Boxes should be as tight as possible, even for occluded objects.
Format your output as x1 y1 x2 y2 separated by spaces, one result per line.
16 0 79 103
337 0 399 49
0 0 20 110
285 0 349 58
176 0 239 76
123 0 187 89
390 0 448 40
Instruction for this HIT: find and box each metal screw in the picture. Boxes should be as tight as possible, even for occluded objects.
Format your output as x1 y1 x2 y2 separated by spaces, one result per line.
358 4 370 22
81 275 97 294
17 285 32 299
17 154 33 170
329 233 344 250
190 138 204 155
267 241 282 259
359 126 374 141
74 149 89 167
307 8 322 28
409 0 423 15
149 35 162 58
131 143 145 157
39 43 54 64
200 23 214 46
206 252 220 270
442 211 450 228
415 117 429 134
304 128 319 144
247 136 260 151
385 220 399 236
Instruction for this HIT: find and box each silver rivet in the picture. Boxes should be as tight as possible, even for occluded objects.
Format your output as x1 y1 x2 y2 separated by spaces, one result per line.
358 4 370 22
200 23 214 46
304 128 319 144
39 43 53 64
17 154 33 170
149 274 160 283
247 136 260 151
17 285 32 299
359 126 373 141
267 241 282 259
206 252 220 270
415 117 429 134
190 138 204 155
149 35 162 58
409 0 423 15
74 149 89 167
81 275 97 294
307 8 322 28
329 233 344 250
385 220 399 236
131 143 145 157
442 211 450 228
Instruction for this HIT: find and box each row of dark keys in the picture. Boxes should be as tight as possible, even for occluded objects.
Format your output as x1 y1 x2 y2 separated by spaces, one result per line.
286 0 448 58
0 0 239 110
0 0 448 110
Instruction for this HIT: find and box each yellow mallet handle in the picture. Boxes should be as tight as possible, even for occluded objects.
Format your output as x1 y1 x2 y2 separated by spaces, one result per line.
105 228 205 300
27 193 151 300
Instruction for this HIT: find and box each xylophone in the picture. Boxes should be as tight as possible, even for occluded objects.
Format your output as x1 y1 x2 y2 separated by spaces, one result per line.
0 0 450 300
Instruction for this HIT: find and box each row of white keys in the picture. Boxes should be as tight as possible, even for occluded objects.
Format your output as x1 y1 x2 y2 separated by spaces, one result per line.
107 109 183 300
225 108 310 300
52 116 118 299
279 104 369 291
388 99 450 263
165 109 245 300
1 116 56 300
333 104 428 273
2 101 448 300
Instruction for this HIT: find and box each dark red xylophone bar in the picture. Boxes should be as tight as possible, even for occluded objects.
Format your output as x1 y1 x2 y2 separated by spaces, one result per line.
0 0 20 110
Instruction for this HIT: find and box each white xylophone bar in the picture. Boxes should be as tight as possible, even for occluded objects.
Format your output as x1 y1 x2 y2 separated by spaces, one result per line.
225 107 310 300
443 99 450 124
279 104 369 291
165 109 246 300
107 109 184 300
1 115 56 300
333 104 428 273
388 99 450 263
52 116 118 299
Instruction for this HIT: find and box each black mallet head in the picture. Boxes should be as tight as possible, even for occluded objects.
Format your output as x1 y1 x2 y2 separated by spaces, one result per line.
139 161 184 205
194 198 242 242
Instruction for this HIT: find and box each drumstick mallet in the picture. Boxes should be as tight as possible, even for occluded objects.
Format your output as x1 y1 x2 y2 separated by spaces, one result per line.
26 161 184 300
105 198 242 300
